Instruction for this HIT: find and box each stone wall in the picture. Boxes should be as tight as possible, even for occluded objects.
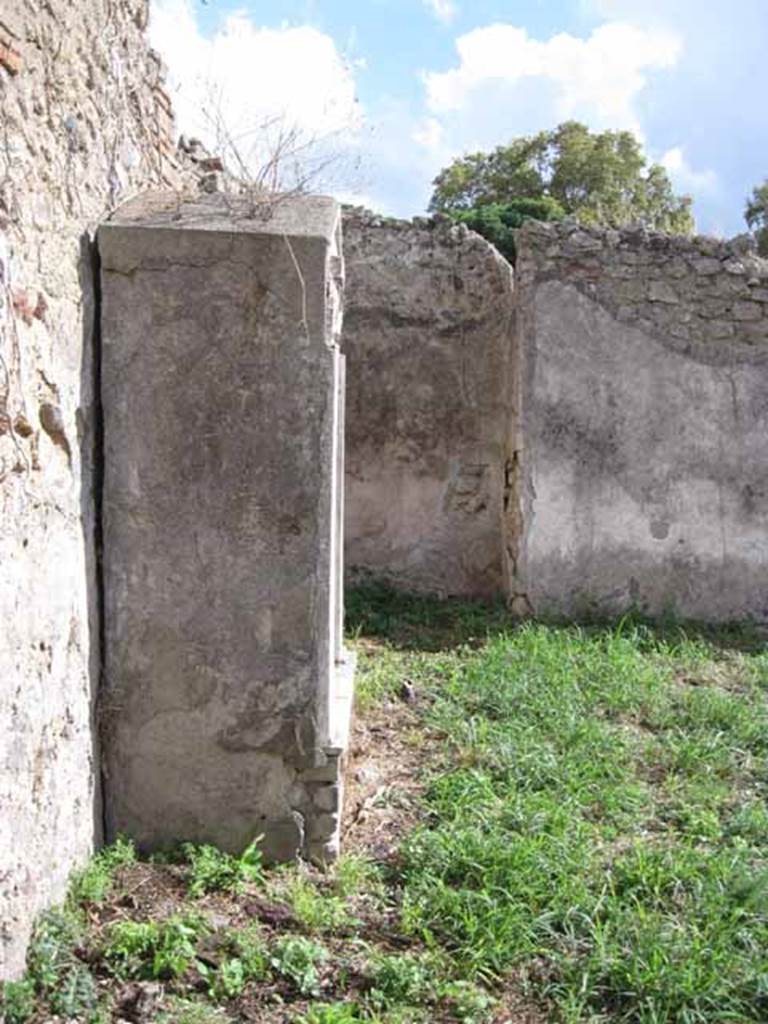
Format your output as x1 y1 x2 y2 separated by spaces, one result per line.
512 220 768 622
99 192 353 869
0 0 179 978
343 212 515 597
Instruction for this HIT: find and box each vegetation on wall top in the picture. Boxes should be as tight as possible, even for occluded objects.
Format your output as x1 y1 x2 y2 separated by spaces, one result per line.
429 121 696 260
745 179 768 256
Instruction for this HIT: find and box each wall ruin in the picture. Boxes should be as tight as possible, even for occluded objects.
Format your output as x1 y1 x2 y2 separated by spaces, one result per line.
0 0 180 978
511 220 768 622
343 212 515 597
2 1 767 980
343 214 768 625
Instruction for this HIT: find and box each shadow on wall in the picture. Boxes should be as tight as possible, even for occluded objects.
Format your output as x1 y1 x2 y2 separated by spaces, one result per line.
77 231 105 848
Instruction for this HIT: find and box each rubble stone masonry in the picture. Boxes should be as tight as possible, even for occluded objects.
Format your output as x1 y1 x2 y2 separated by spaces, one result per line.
0 0 180 978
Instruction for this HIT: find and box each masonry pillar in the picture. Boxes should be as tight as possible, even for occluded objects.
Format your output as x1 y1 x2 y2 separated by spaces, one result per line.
98 192 354 864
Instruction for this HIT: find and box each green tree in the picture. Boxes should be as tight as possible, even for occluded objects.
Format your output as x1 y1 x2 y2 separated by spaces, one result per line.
429 121 694 234
745 180 768 256
452 197 565 264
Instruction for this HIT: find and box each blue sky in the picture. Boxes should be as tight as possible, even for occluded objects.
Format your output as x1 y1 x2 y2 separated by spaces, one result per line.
151 0 767 236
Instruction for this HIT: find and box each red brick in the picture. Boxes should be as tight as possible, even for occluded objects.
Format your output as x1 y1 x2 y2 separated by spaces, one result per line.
0 39 22 75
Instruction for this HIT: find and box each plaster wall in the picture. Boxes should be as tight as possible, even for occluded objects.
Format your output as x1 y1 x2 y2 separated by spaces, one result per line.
512 220 768 622
343 212 515 597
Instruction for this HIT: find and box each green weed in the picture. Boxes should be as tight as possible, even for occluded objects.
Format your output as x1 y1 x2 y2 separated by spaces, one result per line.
199 956 247 1000
158 997 232 1023
333 854 384 899
182 839 264 897
222 923 270 979
346 579 509 652
69 834 136 905
437 980 494 1023
24 906 99 1018
200 924 270 1000
367 953 433 1010
104 912 209 980
287 876 353 933
297 1004 363 1024
270 936 328 996
0 978 36 1024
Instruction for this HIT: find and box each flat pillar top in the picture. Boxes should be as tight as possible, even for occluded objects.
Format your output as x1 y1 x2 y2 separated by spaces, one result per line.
104 190 340 242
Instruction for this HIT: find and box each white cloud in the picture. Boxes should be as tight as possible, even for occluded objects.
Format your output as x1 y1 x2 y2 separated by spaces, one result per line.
423 0 458 24
412 117 445 152
149 0 362 188
423 22 681 134
660 147 718 196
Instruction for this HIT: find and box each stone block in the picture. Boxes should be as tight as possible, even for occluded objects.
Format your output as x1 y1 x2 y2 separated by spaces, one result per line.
98 191 353 860
308 838 340 866
312 785 340 813
692 257 721 275
256 813 305 865
733 300 763 321
309 812 339 841
647 280 679 304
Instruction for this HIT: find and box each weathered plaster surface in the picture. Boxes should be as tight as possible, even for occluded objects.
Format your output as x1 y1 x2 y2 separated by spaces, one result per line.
513 221 768 622
99 193 350 866
343 212 515 597
0 0 179 978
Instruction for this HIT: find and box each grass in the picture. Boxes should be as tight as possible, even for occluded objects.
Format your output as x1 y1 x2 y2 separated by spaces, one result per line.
3 582 767 1023
351 583 768 1021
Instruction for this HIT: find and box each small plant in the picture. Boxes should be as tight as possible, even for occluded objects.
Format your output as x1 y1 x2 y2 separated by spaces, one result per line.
200 956 247 1000
1 978 36 1024
47 966 100 1018
183 838 263 897
86 1002 113 1024
22 906 99 1017
159 997 232 1024
299 1003 363 1024
288 876 353 933
270 936 328 996
200 925 270 1001
367 954 433 1010
69 834 136 904
104 913 208 980
27 906 84 990
437 980 494 1023
224 923 270 980
103 919 159 979
333 854 384 899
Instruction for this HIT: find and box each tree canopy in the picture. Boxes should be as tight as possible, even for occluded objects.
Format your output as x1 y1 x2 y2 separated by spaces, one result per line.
451 197 565 264
745 180 768 256
429 121 695 236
